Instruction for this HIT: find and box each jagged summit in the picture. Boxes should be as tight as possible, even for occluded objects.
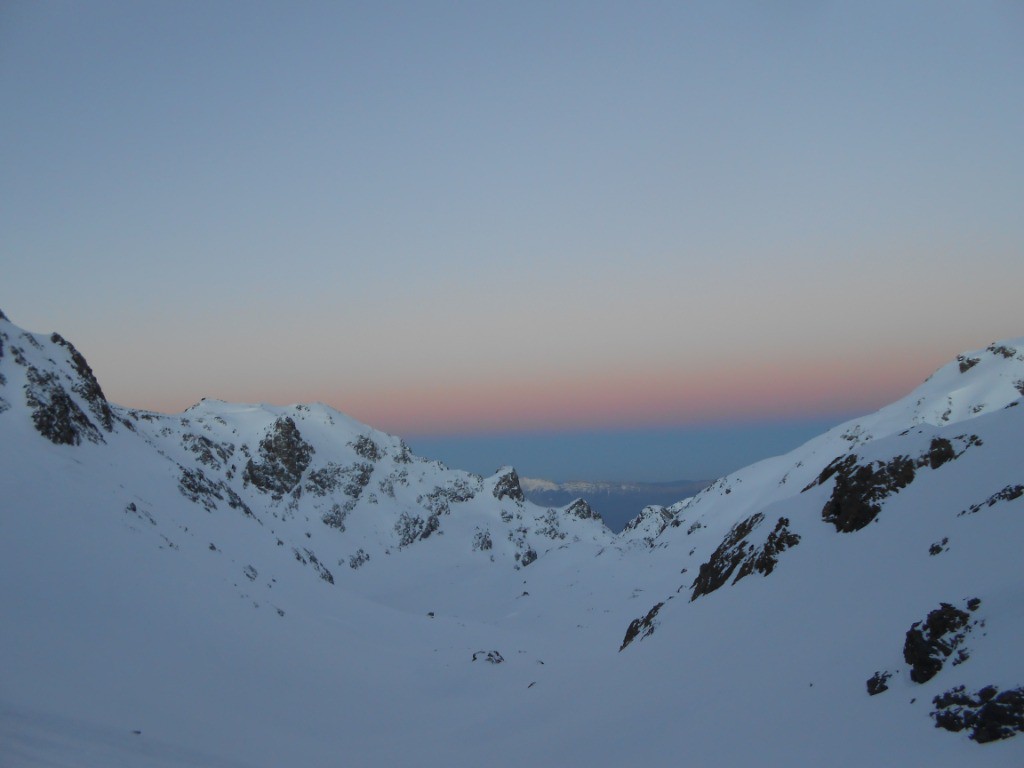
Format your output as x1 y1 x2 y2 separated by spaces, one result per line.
2 310 1022 766
0 310 117 444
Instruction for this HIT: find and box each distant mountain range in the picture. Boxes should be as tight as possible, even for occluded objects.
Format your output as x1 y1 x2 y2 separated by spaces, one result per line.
521 477 710 532
2 307 1022 766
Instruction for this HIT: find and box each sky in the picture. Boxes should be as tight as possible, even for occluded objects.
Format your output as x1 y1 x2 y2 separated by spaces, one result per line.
2 1 1022 480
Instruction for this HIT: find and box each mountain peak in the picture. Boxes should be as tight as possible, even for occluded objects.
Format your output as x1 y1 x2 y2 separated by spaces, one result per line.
0 314 116 444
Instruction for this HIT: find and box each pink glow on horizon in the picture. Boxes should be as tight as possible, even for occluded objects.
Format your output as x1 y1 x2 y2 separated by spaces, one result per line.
126 346 955 436
314 350 949 436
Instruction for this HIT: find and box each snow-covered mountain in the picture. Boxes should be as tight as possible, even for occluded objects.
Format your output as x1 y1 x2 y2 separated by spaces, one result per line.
2 309 1022 766
521 477 710 532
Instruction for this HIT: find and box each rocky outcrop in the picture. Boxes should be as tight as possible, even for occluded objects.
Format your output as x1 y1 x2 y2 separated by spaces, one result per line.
394 511 442 547
621 505 675 547
348 549 370 569
810 437 980 533
620 602 665 651
866 671 892 696
924 437 956 469
243 417 314 499
957 355 979 373
419 478 478 515
178 466 254 517
816 454 917 532
3 327 114 445
932 685 1024 743
321 503 349 531
565 498 599 521
690 514 800 601
735 517 800 580
493 467 525 503
49 332 114 432
24 365 105 445
307 462 373 499
350 435 382 461
182 433 235 472
903 600 981 684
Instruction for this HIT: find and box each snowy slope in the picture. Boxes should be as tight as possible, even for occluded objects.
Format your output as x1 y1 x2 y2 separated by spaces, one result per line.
1 310 1022 766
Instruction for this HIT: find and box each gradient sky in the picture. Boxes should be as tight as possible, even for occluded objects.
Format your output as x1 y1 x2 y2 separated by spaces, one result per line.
2 2 1022 479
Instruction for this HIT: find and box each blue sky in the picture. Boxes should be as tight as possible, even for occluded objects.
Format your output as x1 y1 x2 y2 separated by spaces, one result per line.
2 1 1022 480
408 413 858 482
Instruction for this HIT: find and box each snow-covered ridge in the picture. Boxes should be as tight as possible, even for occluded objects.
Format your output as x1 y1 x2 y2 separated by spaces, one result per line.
616 337 1024 544
0 309 611 581
522 478 660 493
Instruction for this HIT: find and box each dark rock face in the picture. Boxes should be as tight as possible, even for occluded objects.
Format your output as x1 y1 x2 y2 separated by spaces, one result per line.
903 601 980 684
866 671 892 696
565 498 598 521
691 513 763 599
24 366 104 445
819 454 916 532
243 417 314 498
957 355 980 373
812 437 978 533
49 333 114 431
620 602 665 651
519 548 537 567
932 685 1024 743
493 468 525 503
925 437 955 469
733 517 800 582
690 514 799 601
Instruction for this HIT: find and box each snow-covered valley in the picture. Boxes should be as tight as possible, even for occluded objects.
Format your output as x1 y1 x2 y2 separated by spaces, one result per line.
2 309 1022 766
